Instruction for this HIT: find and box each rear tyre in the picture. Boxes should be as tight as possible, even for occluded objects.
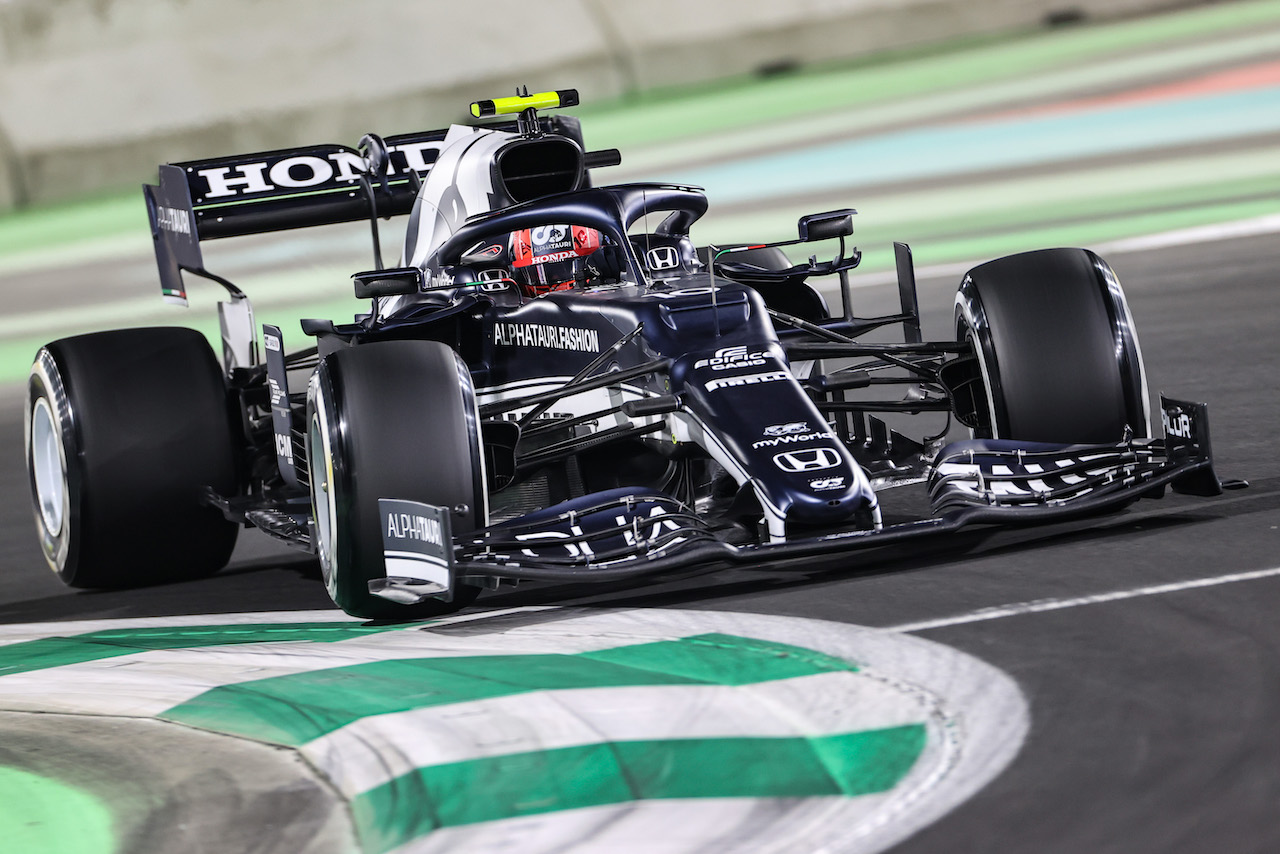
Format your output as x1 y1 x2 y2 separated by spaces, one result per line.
306 340 487 620
25 328 241 588
955 248 1149 444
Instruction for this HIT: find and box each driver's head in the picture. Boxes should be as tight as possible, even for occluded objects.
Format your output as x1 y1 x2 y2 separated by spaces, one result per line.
509 224 601 296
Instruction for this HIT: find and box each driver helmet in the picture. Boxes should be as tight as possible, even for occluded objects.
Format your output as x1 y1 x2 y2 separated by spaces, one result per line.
509 224 601 296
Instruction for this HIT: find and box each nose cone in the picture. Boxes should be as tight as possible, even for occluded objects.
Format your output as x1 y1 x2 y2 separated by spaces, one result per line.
746 437 878 530
776 470 879 528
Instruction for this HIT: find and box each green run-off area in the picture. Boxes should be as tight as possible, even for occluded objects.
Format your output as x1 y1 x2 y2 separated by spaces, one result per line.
0 767 115 854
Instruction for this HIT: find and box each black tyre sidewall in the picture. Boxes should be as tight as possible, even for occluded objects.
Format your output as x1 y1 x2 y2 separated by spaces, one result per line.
308 340 486 620
26 328 241 587
957 248 1148 444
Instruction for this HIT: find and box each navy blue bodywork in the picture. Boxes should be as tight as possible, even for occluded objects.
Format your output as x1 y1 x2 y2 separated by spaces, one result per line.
359 188 879 540
142 119 1235 598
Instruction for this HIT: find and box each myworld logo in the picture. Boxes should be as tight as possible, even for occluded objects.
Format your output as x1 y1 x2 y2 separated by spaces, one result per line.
752 431 836 450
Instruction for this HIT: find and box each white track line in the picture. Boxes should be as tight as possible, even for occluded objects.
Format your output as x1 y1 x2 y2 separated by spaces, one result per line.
1099 212 1280 253
845 212 1280 288
888 565 1280 633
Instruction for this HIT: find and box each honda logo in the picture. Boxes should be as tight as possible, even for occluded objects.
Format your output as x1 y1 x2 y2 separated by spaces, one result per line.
646 245 680 271
773 447 842 473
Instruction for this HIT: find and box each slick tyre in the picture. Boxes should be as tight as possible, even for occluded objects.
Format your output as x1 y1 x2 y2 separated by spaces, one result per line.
26 328 241 588
955 248 1150 444
306 340 487 621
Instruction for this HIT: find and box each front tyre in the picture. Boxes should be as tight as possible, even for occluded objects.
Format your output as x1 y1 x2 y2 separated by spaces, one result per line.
955 248 1150 444
25 328 241 587
306 340 487 620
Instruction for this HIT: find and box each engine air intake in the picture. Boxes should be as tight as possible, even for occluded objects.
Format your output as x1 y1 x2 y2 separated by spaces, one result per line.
495 138 584 203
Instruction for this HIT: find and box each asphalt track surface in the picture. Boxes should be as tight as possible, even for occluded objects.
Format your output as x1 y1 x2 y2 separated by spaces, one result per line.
0 230 1277 852
5 5 1280 849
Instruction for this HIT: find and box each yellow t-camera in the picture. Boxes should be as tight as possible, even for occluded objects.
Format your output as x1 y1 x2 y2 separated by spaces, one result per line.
471 89 580 118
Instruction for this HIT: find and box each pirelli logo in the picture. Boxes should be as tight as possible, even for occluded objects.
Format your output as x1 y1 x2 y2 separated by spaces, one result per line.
494 323 600 353
705 370 789 392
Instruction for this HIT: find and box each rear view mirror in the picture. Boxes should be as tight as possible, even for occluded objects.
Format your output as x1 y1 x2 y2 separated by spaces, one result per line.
798 209 856 242
460 243 508 266
352 267 422 299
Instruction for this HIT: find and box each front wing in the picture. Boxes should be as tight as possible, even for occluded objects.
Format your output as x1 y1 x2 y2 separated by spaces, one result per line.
370 395 1240 604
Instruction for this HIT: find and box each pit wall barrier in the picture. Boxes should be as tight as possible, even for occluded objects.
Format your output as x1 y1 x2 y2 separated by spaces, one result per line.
0 0 1201 210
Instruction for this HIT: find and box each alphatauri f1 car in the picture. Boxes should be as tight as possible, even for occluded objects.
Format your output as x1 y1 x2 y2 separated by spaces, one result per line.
25 89 1239 618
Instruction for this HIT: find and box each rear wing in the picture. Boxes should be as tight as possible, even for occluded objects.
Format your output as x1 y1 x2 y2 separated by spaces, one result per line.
143 116 585 305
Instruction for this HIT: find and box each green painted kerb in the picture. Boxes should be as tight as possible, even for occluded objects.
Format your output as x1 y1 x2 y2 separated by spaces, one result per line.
0 622 927 854
0 622 399 677
160 632 861 745
353 725 927 854
0 766 115 854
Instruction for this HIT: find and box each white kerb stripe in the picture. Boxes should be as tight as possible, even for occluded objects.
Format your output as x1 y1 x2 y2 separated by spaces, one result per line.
0 612 699 717
304 672 926 798
388 796 895 854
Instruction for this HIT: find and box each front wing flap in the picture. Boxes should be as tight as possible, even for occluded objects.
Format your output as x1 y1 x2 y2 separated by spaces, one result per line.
442 395 1234 585
214 396 1234 594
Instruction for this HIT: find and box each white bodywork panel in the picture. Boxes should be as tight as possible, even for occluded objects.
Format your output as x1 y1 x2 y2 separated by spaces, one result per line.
401 125 516 270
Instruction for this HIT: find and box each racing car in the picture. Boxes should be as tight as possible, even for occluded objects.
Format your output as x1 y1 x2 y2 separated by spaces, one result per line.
24 89 1238 619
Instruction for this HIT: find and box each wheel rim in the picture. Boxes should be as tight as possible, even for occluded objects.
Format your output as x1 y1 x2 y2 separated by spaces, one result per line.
30 397 66 537
307 394 339 600
954 289 1001 439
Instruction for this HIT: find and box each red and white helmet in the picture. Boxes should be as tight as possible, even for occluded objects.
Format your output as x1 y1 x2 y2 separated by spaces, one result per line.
509 224 602 295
